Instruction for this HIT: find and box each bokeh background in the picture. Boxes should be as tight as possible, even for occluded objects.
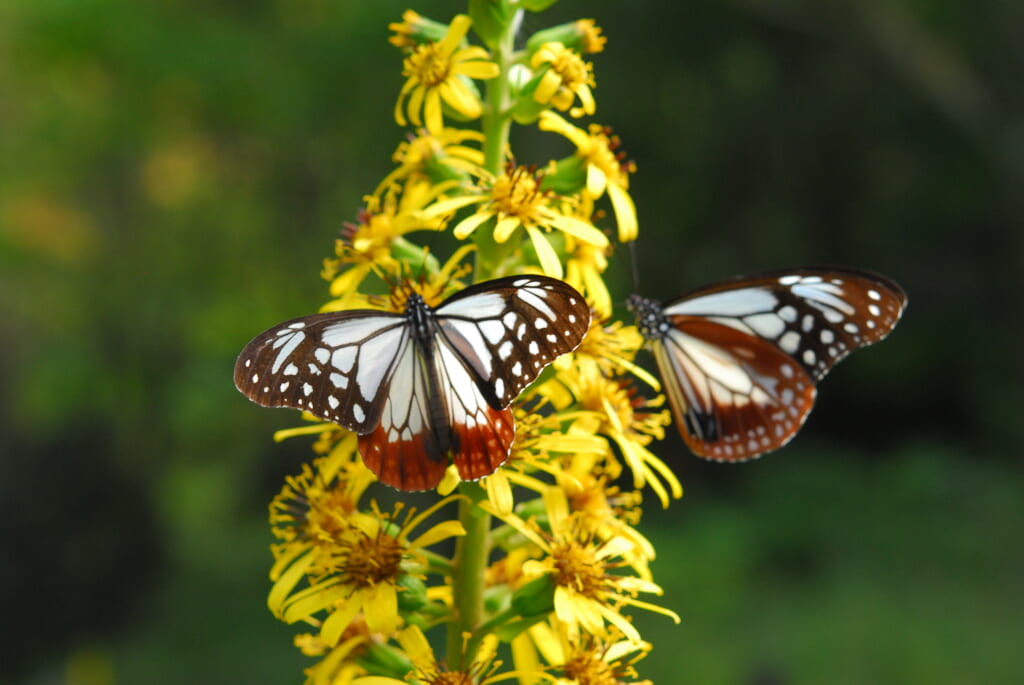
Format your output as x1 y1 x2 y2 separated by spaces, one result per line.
2 1 1022 683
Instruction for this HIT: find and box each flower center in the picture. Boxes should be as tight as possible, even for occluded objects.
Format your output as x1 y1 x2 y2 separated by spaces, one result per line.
550 540 605 599
562 651 618 685
490 166 547 223
549 48 590 88
341 531 404 588
407 43 450 87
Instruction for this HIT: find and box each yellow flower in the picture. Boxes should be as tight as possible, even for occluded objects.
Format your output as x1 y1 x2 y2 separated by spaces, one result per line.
575 20 608 55
394 15 499 134
515 620 653 685
483 489 679 643
531 42 596 118
350 625 505 685
375 127 486 195
552 366 681 508
540 111 638 242
268 463 466 642
424 164 608 278
555 452 656 581
484 403 608 516
571 317 660 391
321 182 452 308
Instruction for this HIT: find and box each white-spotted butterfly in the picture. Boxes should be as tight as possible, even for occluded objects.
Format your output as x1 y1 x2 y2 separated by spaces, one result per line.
628 268 906 461
235 276 591 490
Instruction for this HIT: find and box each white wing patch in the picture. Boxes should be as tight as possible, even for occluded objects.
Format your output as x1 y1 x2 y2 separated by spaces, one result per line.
664 288 777 317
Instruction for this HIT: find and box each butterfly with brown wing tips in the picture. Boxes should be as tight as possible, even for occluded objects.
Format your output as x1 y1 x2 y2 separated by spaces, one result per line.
627 267 907 462
234 275 591 491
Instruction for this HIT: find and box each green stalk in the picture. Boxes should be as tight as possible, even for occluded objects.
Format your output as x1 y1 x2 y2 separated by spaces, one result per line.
474 8 523 280
445 9 524 671
446 481 491 667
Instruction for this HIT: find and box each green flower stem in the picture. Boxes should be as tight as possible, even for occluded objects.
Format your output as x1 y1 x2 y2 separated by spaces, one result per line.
474 8 523 279
447 481 491 666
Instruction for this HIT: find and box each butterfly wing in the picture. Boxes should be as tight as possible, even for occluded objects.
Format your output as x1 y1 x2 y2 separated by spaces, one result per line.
434 275 592 408
234 311 408 433
642 268 906 461
357 331 452 491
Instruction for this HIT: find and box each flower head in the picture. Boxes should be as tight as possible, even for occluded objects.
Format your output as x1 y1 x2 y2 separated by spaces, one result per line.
394 15 500 134
540 111 638 242
268 451 466 641
484 489 679 643
531 42 596 118
424 164 608 277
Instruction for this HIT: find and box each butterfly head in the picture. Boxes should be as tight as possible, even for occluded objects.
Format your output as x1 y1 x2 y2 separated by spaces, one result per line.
626 294 666 341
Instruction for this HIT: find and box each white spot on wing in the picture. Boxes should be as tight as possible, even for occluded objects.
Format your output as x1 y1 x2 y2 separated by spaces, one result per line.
745 312 786 338
779 331 800 354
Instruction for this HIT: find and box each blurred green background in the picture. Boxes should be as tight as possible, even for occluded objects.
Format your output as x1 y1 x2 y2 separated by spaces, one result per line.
2 0 1021 683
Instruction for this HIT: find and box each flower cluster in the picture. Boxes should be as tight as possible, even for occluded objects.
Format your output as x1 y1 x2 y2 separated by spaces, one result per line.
262 5 682 683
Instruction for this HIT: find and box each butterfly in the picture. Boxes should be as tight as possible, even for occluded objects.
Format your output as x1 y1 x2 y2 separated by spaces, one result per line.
627 267 906 462
234 275 591 491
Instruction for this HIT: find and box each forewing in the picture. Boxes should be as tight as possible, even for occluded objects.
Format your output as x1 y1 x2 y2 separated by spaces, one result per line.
663 268 906 380
655 318 817 461
435 275 591 408
358 335 450 491
234 311 407 433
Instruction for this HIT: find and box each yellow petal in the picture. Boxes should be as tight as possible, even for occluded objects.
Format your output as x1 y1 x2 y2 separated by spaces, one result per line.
406 84 426 127
511 632 543 682
493 215 521 242
424 195 486 218
526 620 565 665
596 601 641 642
409 519 467 549
534 69 561 104
484 469 514 516
364 582 400 634
437 15 473 55
397 624 435 669
607 182 638 242
424 88 443 134
282 581 347 624
440 78 482 119
525 225 563 278
451 209 494 240
454 56 500 80
545 211 609 246
586 164 608 197
267 550 315 615
321 593 363 646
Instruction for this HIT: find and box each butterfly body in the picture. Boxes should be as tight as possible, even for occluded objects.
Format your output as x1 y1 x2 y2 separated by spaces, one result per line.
235 276 591 491
629 268 906 462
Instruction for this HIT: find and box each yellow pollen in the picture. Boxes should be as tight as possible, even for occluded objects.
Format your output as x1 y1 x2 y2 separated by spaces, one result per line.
551 50 589 86
407 44 451 87
491 168 546 220
551 541 605 598
427 673 474 685
562 651 618 685
342 533 403 588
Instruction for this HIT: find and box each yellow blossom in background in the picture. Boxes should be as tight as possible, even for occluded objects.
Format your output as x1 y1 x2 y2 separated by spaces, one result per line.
540 110 638 242
575 19 608 55
376 127 486 195
394 14 499 134
531 42 596 118
350 625 504 685
514 620 653 685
